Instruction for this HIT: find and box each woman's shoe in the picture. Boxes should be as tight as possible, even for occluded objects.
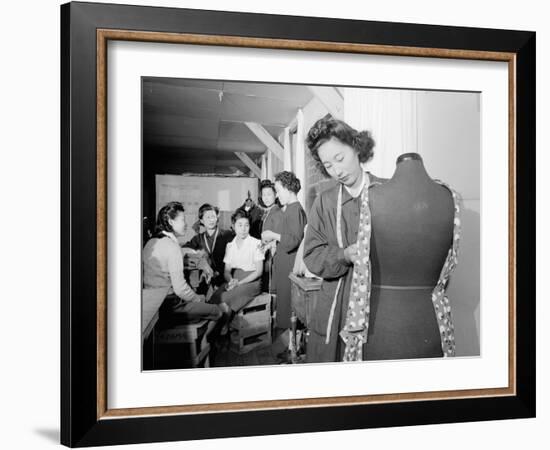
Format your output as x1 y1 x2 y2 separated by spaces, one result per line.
220 310 235 336
220 323 229 336
276 348 291 362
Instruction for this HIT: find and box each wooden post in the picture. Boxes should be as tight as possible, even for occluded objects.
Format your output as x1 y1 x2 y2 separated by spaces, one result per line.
266 147 273 180
283 127 292 171
295 109 306 207
261 153 267 179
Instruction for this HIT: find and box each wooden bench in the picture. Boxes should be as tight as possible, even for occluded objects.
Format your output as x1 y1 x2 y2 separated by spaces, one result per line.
155 319 212 368
230 293 272 355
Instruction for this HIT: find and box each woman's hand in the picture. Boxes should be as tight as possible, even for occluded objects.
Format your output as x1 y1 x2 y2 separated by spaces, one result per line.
226 278 239 291
344 243 360 265
180 247 197 256
261 230 277 243
258 240 276 254
198 258 214 281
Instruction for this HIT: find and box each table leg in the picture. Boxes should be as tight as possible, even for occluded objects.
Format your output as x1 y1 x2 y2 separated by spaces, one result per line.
290 311 298 363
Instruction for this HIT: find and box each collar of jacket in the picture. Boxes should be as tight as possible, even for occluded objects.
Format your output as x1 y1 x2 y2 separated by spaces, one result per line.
339 171 387 205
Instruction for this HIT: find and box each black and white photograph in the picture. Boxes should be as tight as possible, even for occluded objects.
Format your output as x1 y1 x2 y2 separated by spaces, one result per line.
52 0 537 448
141 78 480 370
0 0 544 446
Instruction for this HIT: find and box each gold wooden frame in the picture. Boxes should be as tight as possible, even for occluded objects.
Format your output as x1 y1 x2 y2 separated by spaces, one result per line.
95 29 517 420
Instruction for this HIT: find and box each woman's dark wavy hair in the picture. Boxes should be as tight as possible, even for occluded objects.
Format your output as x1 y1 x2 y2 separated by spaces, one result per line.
231 208 250 225
274 171 301 194
305 114 375 177
198 203 219 220
154 201 185 237
258 179 281 208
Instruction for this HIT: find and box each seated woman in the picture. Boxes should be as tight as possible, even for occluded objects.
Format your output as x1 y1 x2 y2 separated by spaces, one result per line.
142 201 225 324
209 208 264 323
183 203 235 290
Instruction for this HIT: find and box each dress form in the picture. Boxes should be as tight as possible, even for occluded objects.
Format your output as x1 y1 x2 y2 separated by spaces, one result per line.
365 153 454 360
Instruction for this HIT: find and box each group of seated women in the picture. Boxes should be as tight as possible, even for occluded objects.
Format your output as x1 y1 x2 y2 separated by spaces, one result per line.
142 171 307 361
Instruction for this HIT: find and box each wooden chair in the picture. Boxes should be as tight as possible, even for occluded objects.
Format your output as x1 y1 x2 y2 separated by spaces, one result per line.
230 293 272 355
155 319 213 368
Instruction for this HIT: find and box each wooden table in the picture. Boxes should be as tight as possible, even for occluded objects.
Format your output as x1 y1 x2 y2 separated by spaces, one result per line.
289 273 322 328
289 273 322 362
142 286 170 342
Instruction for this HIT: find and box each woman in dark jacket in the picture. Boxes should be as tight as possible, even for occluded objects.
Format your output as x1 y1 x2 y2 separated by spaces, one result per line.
303 115 383 363
261 171 307 331
258 179 283 292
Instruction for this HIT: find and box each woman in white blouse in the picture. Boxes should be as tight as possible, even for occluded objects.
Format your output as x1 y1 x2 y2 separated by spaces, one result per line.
209 208 264 317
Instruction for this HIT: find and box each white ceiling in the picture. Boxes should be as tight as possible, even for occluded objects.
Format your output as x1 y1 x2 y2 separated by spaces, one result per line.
142 78 314 155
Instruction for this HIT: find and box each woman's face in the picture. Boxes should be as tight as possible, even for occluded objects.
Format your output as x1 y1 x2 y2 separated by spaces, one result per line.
233 218 250 239
317 137 363 188
168 211 186 236
261 187 276 208
274 181 290 206
200 210 218 231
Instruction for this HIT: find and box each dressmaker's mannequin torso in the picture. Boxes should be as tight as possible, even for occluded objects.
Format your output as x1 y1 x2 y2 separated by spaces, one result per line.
366 153 454 360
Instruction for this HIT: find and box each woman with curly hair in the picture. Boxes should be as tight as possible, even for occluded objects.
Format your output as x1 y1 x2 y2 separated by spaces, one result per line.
262 171 307 343
302 114 386 363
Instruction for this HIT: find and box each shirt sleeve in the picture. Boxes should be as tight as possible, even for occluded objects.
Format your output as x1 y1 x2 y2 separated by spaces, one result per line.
302 195 350 279
265 208 284 234
167 242 200 302
278 205 307 254
223 242 233 264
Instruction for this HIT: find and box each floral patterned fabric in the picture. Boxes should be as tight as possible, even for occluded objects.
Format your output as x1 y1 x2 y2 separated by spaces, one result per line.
339 179 460 362
430 179 460 357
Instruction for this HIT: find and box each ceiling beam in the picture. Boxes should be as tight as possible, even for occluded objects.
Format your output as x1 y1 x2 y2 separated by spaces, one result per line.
308 86 344 120
244 122 284 162
234 152 262 178
150 159 247 167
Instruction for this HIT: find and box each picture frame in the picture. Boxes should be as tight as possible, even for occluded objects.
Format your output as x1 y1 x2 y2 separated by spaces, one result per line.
60 1 535 447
